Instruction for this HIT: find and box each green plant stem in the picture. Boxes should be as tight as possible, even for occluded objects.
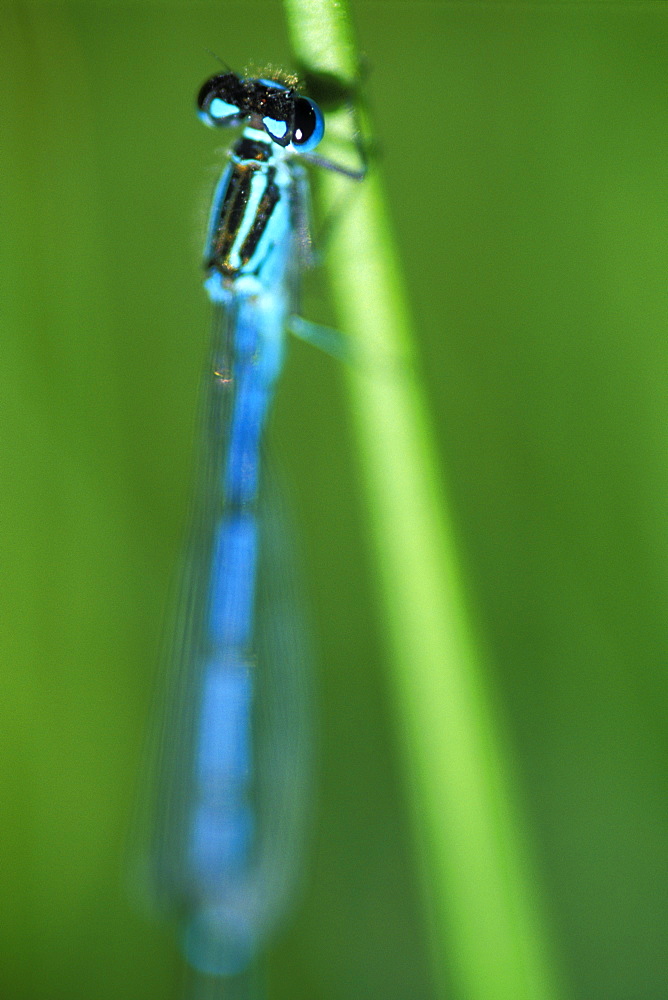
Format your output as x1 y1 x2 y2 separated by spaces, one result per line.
283 2 565 998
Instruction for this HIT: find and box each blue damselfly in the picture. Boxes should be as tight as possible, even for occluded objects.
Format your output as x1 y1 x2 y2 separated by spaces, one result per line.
143 68 364 992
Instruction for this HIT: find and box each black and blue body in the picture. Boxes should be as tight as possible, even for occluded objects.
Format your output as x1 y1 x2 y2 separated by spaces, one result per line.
148 72 328 986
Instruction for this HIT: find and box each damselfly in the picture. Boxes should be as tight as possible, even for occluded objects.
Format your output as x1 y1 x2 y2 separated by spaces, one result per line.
144 68 364 990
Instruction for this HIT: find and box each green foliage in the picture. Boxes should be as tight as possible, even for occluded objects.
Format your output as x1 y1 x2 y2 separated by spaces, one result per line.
2 5 668 1000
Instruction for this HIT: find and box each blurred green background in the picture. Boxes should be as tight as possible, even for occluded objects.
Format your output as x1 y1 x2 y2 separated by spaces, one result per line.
2 3 668 999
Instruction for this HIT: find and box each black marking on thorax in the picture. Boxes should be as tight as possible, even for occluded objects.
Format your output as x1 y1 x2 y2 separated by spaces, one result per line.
207 153 281 277
234 137 272 163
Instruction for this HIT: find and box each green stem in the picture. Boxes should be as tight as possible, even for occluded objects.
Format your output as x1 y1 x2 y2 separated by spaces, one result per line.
283 2 565 998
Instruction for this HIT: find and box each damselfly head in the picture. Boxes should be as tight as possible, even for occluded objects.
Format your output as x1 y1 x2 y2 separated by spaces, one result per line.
197 72 324 153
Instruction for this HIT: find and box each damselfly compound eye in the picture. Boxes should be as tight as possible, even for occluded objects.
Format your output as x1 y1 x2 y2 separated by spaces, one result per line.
197 74 242 126
291 98 324 151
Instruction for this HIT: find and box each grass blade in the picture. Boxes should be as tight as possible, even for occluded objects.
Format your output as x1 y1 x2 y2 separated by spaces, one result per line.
283 2 565 998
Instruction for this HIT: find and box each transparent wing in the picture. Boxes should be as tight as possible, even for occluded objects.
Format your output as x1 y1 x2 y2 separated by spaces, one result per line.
133 302 313 984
